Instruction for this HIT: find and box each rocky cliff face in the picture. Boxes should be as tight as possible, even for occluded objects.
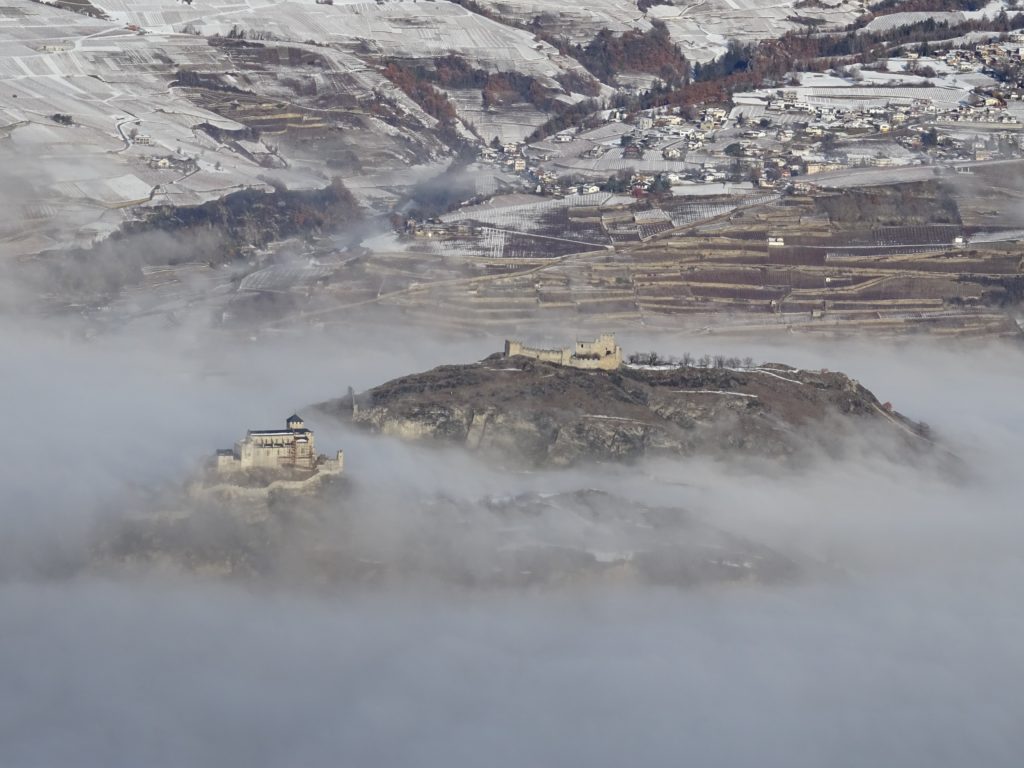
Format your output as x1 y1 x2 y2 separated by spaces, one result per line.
319 355 929 467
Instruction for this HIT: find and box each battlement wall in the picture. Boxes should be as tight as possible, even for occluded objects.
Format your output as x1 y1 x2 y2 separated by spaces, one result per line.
504 335 622 370
565 352 622 370
196 451 344 499
504 340 569 365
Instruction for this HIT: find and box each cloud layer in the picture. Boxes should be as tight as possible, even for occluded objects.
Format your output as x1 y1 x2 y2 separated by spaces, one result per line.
1 318 1023 766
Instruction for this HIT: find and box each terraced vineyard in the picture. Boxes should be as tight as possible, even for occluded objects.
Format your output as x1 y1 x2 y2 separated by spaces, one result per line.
299 181 1022 337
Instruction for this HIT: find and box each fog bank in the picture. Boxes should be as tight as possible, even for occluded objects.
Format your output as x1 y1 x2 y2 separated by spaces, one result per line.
2 320 1023 766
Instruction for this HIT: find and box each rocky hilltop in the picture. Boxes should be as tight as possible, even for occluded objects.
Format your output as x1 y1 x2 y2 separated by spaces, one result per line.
319 355 929 467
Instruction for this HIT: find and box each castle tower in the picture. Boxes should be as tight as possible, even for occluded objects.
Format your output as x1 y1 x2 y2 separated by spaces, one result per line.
286 414 305 430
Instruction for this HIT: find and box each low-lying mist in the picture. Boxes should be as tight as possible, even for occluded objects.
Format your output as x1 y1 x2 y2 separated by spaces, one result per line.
2 317 1022 766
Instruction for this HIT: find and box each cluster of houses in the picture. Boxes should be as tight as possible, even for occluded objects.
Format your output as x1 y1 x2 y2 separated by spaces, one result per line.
478 141 528 173
146 154 198 172
956 33 1024 75
472 104 730 196
477 140 614 196
463 31 1024 204
477 140 590 195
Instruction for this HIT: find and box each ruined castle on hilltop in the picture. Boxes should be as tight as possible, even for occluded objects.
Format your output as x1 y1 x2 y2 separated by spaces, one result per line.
215 414 343 475
504 333 623 371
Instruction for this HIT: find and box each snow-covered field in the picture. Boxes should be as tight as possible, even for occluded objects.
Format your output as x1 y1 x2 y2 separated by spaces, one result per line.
0 0 600 259
81 0 580 78
471 0 862 63
0 3 300 258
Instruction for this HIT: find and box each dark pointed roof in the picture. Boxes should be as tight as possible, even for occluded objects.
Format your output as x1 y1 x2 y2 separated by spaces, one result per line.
287 414 303 423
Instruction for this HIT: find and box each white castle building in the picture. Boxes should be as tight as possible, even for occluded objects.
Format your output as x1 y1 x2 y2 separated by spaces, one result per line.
215 414 343 474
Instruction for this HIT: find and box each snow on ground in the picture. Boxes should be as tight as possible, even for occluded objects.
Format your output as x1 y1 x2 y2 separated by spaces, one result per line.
2 0 598 257
861 12 967 34
470 0 861 64
810 165 940 188
89 0 575 79
796 72 854 88
441 192 631 228
685 390 760 398
0 2 321 258
969 229 1024 244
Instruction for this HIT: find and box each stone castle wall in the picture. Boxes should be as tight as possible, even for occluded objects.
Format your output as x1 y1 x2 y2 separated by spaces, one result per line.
215 452 237 472
236 435 315 471
504 340 568 365
504 335 622 371
217 417 319 474
197 451 344 499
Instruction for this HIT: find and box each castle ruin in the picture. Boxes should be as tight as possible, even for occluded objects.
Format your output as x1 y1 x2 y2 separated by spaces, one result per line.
503 334 623 371
215 414 343 475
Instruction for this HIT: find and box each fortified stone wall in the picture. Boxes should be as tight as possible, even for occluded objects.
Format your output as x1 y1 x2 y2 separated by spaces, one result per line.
196 451 344 499
504 335 622 371
215 451 237 472
573 334 622 370
562 354 620 371
504 340 567 365
236 437 315 471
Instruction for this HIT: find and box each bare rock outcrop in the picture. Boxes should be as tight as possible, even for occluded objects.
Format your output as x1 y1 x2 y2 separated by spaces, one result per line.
318 355 930 467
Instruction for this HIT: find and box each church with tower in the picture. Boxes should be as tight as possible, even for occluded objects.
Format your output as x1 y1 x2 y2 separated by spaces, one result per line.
215 414 342 474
